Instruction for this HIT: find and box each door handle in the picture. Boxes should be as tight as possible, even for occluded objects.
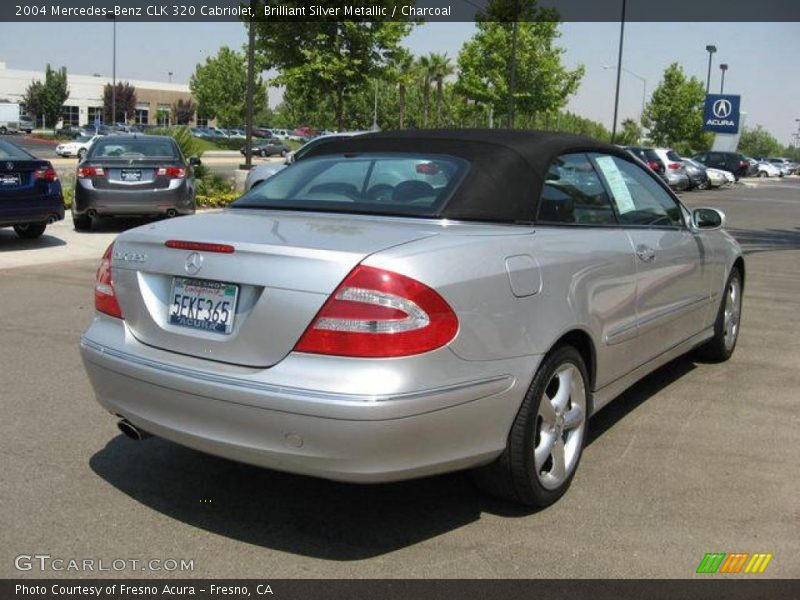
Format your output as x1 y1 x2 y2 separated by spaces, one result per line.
636 245 656 262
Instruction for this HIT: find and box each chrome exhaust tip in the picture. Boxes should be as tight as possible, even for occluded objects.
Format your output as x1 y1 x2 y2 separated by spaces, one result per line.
86 209 97 219
166 209 178 218
117 419 150 441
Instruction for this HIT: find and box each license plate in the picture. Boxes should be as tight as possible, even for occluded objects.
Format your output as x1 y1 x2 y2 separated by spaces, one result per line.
120 169 142 182
0 173 20 186
169 277 239 334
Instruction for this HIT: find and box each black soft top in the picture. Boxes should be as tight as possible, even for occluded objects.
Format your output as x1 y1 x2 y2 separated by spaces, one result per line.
302 129 631 223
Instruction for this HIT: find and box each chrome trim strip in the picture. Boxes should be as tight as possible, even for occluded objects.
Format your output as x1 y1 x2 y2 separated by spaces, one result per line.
80 336 512 404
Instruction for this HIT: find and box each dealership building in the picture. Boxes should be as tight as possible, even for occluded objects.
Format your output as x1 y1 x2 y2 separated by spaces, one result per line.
0 61 204 128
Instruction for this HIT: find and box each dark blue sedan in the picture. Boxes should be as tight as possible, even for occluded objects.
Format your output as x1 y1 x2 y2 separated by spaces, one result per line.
0 139 64 239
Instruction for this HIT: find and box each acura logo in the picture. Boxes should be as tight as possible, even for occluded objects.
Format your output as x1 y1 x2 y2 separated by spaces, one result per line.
712 99 733 119
184 252 204 275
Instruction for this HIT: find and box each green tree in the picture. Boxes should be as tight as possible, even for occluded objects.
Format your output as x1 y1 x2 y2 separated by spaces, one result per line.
738 125 782 158
190 47 266 127
103 82 137 124
642 63 707 150
172 98 196 125
23 65 69 131
617 118 643 145
255 15 411 131
455 16 583 128
386 48 416 129
429 53 455 127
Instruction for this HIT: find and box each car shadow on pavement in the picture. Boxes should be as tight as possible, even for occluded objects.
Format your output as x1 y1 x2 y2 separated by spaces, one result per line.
0 231 66 251
728 227 800 255
89 355 697 560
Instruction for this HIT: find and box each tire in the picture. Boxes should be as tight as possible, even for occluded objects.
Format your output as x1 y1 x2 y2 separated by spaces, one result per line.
473 345 590 508
757 171 767 178
72 213 92 231
13 223 46 239
0 126 7 135
695 268 742 362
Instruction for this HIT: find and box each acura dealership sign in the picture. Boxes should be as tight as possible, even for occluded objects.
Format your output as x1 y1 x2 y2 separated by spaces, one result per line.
704 94 741 134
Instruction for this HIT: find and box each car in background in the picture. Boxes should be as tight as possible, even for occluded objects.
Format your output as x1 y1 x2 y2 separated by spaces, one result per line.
241 138 291 158
291 126 320 141
755 161 781 178
271 129 291 140
56 125 83 138
766 157 795 176
682 158 726 188
224 129 245 139
18 117 34 134
681 158 710 189
252 127 273 139
56 134 102 160
80 129 744 509
244 131 367 191
692 151 749 180
623 146 666 179
650 148 691 191
71 135 199 231
0 139 64 239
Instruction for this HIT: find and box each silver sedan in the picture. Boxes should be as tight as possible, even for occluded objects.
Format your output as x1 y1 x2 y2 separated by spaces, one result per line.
80 130 744 507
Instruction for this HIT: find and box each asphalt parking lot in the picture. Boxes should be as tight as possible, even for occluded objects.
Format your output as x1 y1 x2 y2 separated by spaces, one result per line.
0 178 798 579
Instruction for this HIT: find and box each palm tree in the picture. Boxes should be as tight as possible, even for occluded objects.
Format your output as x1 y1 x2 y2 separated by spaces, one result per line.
417 54 433 128
388 50 416 130
429 53 455 127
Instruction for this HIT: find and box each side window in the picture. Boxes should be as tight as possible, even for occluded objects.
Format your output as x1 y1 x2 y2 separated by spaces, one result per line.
538 153 617 225
593 154 683 228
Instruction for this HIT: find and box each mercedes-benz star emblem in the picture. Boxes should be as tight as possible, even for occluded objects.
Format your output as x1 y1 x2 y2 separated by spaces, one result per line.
712 99 732 119
184 252 204 275
5 162 13 171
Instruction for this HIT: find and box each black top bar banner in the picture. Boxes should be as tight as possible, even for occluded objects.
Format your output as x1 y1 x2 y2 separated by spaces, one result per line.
2 0 800 22
3 579 800 600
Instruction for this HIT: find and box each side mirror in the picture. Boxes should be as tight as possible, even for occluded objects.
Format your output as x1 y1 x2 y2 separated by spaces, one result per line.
188 156 202 167
692 207 726 230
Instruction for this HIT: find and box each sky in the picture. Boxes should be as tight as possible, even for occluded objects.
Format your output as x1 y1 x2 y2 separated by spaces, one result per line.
1 21 798 144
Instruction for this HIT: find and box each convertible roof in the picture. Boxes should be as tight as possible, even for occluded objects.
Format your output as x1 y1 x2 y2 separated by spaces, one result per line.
302 129 630 222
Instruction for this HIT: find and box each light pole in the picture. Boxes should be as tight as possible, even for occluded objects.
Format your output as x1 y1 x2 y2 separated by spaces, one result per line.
371 80 379 132
719 63 728 93
705 44 717 95
106 14 116 125
242 1 256 170
603 64 647 121
168 71 173 83
610 0 627 144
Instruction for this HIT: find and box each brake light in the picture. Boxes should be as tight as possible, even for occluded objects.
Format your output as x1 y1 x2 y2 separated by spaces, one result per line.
34 168 58 182
165 240 235 253
668 162 681 170
78 166 104 178
156 166 186 178
646 160 661 171
95 243 123 319
739 161 748 168
294 265 458 358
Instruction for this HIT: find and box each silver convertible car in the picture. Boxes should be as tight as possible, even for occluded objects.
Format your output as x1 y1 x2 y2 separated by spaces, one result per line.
80 130 744 507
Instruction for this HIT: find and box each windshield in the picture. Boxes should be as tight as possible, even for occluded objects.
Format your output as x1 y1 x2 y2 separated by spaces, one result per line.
0 140 33 160
89 138 179 160
233 153 469 217
75 135 93 143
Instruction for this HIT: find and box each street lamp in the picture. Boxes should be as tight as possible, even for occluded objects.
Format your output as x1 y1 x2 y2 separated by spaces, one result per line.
610 0 628 144
371 80 380 132
106 14 116 125
168 71 173 83
705 44 717 95
719 63 728 94
603 64 647 120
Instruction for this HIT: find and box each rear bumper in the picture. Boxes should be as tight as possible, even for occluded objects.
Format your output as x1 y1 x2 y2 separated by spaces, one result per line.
0 196 64 226
74 180 195 217
80 317 532 483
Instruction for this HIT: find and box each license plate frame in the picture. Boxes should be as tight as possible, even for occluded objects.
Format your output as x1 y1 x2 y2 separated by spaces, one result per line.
0 173 20 186
168 277 239 335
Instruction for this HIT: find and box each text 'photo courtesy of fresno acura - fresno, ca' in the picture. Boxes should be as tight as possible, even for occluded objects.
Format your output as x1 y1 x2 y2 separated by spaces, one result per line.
79 130 744 508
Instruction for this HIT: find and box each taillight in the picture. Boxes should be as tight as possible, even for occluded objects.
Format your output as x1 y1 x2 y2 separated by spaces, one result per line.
294 265 458 358
646 160 660 171
739 161 748 168
165 240 235 253
156 166 186 178
78 166 104 178
668 162 681 170
34 168 58 182
95 243 123 319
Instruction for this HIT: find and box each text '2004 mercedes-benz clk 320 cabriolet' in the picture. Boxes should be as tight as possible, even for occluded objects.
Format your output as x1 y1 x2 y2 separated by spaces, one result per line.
80 130 744 507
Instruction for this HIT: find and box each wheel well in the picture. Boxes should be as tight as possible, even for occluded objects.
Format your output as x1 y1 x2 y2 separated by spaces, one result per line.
553 329 596 391
733 257 745 290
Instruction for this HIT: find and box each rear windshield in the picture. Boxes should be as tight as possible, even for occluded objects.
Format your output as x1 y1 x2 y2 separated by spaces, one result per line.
666 150 682 161
0 140 33 160
233 153 469 217
89 138 179 160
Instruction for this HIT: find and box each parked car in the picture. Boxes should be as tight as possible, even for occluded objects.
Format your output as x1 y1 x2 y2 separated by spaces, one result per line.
651 148 691 191
755 161 781 178
18 117 34 134
742 157 759 178
271 129 291 140
0 139 64 239
692 151 749 180
241 138 291 158
80 129 744 508
56 134 102 159
683 158 726 188
623 146 667 180
71 135 199 231
252 127 273 139
681 158 710 189
766 157 794 176
244 131 368 191
56 125 83 138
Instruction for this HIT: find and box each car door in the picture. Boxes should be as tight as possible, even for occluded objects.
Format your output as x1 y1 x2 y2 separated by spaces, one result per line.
592 153 710 366
535 153 639 389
